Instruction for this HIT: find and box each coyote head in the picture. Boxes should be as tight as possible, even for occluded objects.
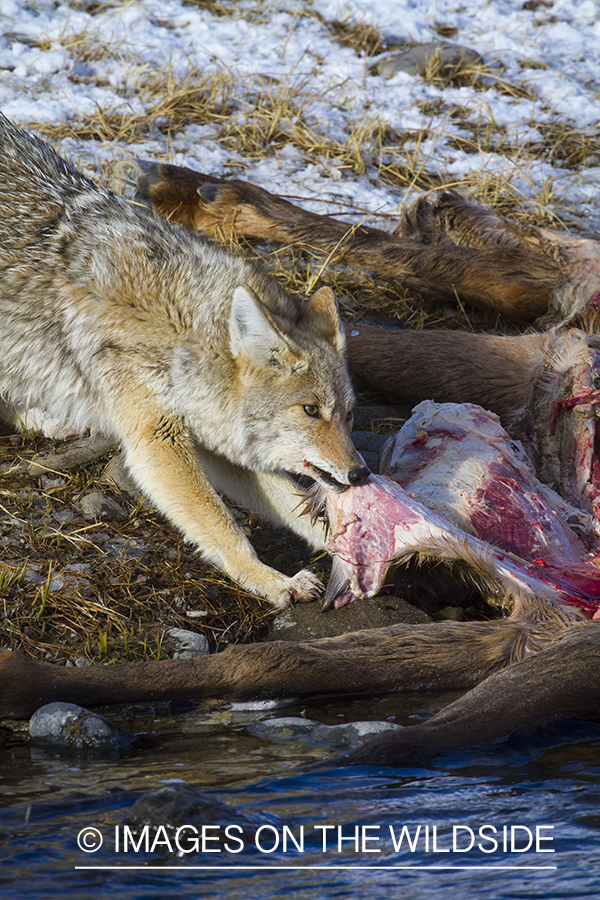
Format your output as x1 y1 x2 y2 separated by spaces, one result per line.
176 281 369 490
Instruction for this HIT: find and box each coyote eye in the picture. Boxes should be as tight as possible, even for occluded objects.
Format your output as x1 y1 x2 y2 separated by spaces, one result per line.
303 404 320 418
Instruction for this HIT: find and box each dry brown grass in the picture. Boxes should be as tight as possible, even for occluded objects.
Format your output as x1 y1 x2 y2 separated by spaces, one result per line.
0 428 327 663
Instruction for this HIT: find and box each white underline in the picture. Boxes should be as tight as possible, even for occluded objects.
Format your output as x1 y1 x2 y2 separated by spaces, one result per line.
74 865 558 871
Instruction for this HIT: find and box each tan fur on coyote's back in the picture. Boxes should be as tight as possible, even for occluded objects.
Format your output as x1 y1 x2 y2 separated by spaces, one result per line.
0 114 370 608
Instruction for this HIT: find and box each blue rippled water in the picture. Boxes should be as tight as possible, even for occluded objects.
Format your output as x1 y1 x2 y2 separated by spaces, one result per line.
1 693 600 899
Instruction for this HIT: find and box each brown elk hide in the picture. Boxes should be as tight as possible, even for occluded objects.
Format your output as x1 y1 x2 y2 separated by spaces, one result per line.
0 595 596 765
114 160 562 322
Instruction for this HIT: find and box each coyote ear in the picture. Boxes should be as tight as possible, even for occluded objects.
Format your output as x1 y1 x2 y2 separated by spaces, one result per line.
302 286 344 351
229 285 287 367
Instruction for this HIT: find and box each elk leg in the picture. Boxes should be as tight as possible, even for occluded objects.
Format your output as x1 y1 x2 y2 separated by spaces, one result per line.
344 323 547 420
334 620 600 767
0 596 577 719
113 161 560 322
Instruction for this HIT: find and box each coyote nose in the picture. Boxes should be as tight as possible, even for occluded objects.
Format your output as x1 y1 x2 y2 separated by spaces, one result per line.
348 465 371 485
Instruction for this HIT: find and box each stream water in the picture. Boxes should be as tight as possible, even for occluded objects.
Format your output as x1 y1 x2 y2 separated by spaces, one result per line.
1 690 600 900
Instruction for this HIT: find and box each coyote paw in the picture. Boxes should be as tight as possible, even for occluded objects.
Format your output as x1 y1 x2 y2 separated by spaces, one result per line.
272 569 322 609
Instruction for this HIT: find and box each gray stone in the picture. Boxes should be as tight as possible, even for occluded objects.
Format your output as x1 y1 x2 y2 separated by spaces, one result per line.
79 491 127 520
376 41 482 80
249 716 403 750
29 702 134 751
166 627 210 658
311 720 403 749
126 783 266 839
248 716 320 741
52 509 77 525
40 475 66 490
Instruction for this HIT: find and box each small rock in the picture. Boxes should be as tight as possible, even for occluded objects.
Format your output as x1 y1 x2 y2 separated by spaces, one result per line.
103 453 153 508
375 41 482 80
249 717 404 750
52 509 77 525
166 627 210 658
311 720 403 749
21 565 46 585
79 491 127 520
248 716 320 741
29 702 134 751
126 783 268 845
40 475 66 490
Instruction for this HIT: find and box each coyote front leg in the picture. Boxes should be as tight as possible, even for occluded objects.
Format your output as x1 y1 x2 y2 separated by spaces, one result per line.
121 409 322 608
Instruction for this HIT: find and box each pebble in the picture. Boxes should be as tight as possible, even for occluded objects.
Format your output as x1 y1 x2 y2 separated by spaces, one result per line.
79 491 127 520
126 783 269 842
248 716 320 741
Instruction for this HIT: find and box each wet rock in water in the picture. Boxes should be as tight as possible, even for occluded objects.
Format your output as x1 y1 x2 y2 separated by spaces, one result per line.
249 716 403 750
166 627 210 658
29 702 134 751
248 717 320 741
375 41 482 79
79 491 127 520
126 783 270 849
310 720 403 749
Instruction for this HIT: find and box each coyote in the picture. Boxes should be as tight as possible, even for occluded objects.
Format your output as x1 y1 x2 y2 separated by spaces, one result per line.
0 114 369 608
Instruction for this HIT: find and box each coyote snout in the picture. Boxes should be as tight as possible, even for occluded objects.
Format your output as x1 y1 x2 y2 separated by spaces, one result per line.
0 114 365 609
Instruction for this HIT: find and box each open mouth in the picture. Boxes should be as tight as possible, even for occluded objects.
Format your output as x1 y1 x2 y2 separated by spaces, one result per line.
302 462 347 492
